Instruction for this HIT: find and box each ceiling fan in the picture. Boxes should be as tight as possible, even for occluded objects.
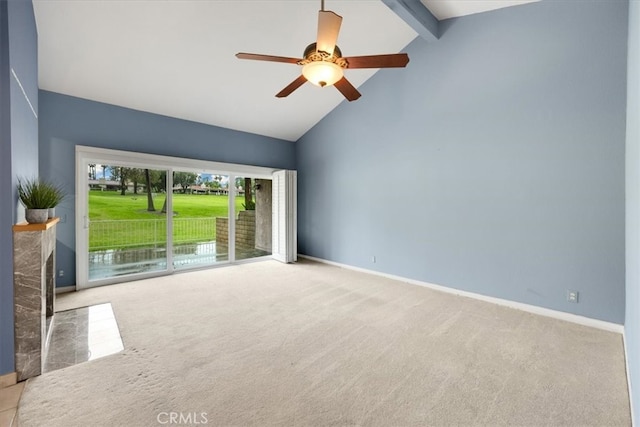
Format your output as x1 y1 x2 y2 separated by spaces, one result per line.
236 0 410 102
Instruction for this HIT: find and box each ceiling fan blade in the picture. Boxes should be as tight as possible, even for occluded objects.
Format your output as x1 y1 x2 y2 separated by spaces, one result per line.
276 75 308 98
343 53 410 69
236 53 301 64
316 10 342 55
334 77 361 102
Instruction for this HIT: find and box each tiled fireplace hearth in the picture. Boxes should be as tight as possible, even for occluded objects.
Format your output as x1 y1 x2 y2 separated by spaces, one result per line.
13 217 59 381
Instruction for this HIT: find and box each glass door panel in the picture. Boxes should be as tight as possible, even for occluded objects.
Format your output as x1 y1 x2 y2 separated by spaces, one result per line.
88 166 168 281
234 177 273 261
172 171 230 269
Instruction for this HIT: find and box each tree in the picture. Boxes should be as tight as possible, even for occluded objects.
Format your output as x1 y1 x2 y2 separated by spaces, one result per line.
234 177 244 189
244 177 253 210
120 168 128 195
128 169 144 194
155 171 167 192
88 164 96 180
210 175 224 192
148 170 168 213
109 166 119 182
173 172 197 193
144 169 155 212
109 167 128 195
111 168 146 194
235 177 254 210
141 170 165 193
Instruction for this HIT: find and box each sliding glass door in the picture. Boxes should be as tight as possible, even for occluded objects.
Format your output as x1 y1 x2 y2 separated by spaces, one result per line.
172 171 230 270
234 176 272 261
87 165 169 281
76 146 285 289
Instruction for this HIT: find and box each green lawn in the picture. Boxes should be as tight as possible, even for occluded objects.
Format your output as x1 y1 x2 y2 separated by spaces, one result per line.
89 190 243 220
89 191 245 250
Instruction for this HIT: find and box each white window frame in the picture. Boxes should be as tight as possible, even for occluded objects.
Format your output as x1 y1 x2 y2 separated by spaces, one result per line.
76 145 286 289
272 170 297 263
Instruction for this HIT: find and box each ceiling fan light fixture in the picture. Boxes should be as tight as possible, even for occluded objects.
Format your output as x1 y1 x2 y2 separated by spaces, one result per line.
236 0 408 101
302 61 343 87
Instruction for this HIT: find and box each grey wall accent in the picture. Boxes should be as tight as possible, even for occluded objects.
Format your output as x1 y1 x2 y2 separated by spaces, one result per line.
297 0 628 323
625 0 639 421
38 90 295 288
0 0 38 375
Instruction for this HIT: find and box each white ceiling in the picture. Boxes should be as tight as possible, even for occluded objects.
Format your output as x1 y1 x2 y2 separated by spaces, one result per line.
33 0 538 142
421 0 539 20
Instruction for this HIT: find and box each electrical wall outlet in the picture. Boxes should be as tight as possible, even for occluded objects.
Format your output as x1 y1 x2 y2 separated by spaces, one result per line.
58 270 64 277
567 290 579 303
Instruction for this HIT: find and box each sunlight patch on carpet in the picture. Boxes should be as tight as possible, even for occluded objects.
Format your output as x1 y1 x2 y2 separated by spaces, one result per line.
43 303 123 373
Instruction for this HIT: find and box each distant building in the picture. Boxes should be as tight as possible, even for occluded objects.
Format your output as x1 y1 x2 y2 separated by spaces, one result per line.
89 179 146 193
172 184 229 195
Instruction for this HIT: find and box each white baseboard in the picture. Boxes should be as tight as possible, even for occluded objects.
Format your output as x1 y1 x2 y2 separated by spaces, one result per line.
623 331 636 426
299 254 624 334
55 286 76 294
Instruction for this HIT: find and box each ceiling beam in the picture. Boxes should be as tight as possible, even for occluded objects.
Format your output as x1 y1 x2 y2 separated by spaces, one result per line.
381 0 439 42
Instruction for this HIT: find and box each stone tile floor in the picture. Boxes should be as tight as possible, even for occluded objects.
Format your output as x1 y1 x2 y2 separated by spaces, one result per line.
0 382 23 427
0 303 124 427
43 303 124 373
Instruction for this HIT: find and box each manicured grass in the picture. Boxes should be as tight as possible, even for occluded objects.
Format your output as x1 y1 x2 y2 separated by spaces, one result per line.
89 190 243 220
88 191 245 250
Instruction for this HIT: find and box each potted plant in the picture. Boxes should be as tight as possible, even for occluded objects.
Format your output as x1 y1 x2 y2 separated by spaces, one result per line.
17 177 65 224
44 181 65 219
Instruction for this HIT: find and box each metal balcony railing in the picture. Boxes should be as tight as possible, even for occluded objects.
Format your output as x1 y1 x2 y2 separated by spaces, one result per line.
89 218 216 251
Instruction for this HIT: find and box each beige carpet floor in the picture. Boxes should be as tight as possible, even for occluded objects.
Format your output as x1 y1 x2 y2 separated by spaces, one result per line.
18 259 630 426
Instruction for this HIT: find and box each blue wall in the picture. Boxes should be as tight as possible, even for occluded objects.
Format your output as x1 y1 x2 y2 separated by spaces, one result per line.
38 90 295 288
0 0 13 378
297 1 628 323
0 0 39 376
625 0 639 421
9 0 38 186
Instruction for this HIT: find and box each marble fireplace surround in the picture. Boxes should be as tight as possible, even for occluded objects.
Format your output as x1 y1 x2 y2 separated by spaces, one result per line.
13 217 58 381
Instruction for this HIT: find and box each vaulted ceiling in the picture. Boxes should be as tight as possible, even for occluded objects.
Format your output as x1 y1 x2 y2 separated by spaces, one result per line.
33 0 538 142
